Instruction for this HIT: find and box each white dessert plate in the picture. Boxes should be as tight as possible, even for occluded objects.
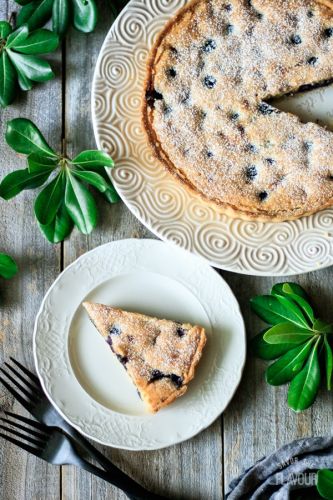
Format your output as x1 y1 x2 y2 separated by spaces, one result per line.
92 0 333 276
33 239 245 450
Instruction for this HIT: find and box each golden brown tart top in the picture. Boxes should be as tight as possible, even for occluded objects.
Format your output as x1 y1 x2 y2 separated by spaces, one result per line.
83 302 207 413
142 0 333 221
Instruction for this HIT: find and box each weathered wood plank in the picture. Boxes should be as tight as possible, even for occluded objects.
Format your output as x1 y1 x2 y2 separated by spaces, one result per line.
222 270 333 494
62 3 223 499
0 3 62 499
63 420 222 500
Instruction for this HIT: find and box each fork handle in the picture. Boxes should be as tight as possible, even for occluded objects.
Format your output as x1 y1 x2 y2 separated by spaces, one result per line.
61 422 164 499
73 453 164 500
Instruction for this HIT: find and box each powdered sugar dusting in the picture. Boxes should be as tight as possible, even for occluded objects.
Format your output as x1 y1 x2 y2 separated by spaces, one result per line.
144 0 333 219
111 313 203 377
85 303 206 412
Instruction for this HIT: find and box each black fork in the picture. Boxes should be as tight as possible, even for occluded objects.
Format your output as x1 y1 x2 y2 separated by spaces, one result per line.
0 411 147 498
0 358 164 500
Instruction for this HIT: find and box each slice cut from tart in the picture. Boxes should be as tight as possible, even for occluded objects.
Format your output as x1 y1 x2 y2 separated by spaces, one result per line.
83 302 207 412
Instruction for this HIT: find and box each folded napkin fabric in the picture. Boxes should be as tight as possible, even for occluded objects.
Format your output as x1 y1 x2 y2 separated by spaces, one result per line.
227 436 333 499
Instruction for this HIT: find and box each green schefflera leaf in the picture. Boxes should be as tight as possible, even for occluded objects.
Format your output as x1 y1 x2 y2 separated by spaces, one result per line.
324 336 333 391
17 69 33 91
272 283 315 324
52 0 70 37
0 52 17 107
39 202 73 243
34 173 64 225
250 295 311 328
287 340 321 412
13 29 59 54
7 50 54 82
272 282 309 300
84 165 120 203
0 253 18 279
0 23 57 105
15 0 99 34
317 469 333 500
265 338 315 386
15 0 33 5
72 150 114 169
1 114 119 242
251 329 299 361
103 184 120 204
17 0 54 31
72 170 109 192
0 168 52 200
251 282 333 413
286 294 314 326
28 153 58 173
5 25 29 49
65 173 98 234
72 0 98 33
271 283 315 325
0 21 12 39
6 118 57 156
274 294 310 329
263 323 315 345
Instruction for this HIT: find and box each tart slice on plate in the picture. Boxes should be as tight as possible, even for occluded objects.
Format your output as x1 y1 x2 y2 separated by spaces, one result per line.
83 302 207 412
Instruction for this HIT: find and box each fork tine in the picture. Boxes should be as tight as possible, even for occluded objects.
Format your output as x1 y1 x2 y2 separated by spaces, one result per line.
4 363 41 395
4 412 49 433
0 424 45 448
0 368 38 402
1 417 49 440
9 358 41 386
0 431 41 456
0 374 33 411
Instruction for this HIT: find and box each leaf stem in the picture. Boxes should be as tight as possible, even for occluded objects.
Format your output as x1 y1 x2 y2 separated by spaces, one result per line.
62 137 67 157
314 335 321 350
0 38 6 53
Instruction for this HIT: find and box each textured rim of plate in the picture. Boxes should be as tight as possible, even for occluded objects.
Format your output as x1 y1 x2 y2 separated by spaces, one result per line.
33 239 246 450
91 0 333 276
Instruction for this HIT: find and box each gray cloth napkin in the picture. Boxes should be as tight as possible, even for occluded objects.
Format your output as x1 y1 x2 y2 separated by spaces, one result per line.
227 436 333 499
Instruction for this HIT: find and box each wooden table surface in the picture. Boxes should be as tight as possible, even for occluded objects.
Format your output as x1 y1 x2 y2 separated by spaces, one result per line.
1 2 333 499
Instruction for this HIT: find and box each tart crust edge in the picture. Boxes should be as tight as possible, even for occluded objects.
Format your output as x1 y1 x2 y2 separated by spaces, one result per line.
143 324 207 413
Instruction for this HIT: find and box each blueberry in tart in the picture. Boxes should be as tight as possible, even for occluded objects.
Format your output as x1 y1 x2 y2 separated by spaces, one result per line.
83 302 207 413
142 0 333 221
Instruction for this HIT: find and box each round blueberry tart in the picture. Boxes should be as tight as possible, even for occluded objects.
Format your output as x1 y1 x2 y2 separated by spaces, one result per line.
142 0 333 221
